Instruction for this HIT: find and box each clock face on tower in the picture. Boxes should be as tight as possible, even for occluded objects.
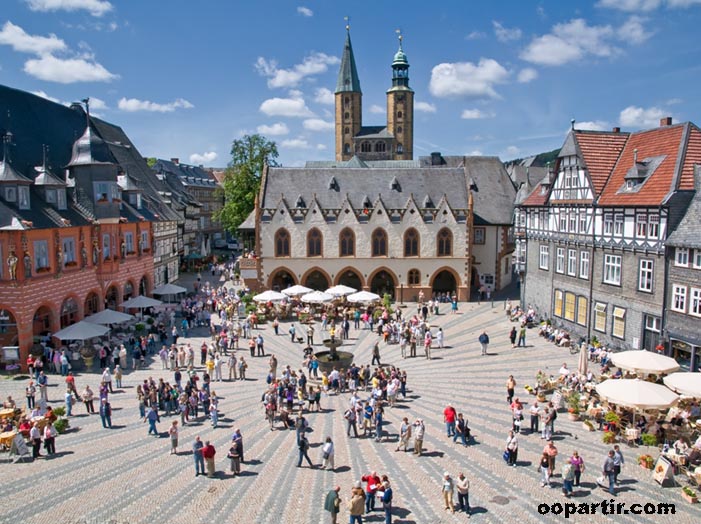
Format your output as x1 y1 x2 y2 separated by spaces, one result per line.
397 95 405 102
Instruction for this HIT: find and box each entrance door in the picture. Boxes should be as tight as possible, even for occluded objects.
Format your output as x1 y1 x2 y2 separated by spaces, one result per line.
642 314 661 351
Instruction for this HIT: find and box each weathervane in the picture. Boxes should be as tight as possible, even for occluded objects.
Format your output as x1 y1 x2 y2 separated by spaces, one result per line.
396 28 403 49
344 15 350 31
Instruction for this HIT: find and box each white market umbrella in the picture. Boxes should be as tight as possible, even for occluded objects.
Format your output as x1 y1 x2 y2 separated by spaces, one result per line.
152 283 187 295
664 372 701 398
84 309 134 325
301 290 334 304
121 296 163 309
325 285 357 297
577 342 588 377
596 378 679 410
347 291 381 304
611 350 680 376
53 321 109 341
281 284 313 297
253 290 286 303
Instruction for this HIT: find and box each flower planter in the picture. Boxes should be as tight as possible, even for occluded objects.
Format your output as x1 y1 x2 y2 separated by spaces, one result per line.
640 463 654 471
681 489 698 504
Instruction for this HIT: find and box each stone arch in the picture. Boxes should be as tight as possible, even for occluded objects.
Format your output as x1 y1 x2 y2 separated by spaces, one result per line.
123 280 136 301
139 274 150 296
84 290 102 316
268 267 298 291
334 267 364 289
368 266 397 299
59 295 81 328
429 266 461 295
32 304 55 339
301 266 332 291
0 306 19 348
105 284 120 310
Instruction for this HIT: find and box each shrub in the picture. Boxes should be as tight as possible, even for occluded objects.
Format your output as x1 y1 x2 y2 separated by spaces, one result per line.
52 406 66 417
640 433 658 447
567 392 581 413
602 431 617 444
604 411 620 424
134 323 145 333
53 418 69 434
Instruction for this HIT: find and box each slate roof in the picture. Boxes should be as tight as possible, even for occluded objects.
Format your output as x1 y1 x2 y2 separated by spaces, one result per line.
572 130 629 195
355 126 392 139
335 30 361 94
463 156 516 225
152 159 218 188
667 169 701 248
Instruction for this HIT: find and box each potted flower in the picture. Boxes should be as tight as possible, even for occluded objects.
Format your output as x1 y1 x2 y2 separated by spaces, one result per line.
640 433 658 447
681 486 698 504
638 454 655 469
79 345 96 368
602 431 617 444
567 392 581 420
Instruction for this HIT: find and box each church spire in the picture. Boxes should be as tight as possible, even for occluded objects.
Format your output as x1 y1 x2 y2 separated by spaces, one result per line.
335 19 361 94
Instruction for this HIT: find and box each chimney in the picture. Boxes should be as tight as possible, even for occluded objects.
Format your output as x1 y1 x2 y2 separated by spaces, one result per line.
171 158 179 165
612 127 620 133
430 152 443 166
660 117 672 127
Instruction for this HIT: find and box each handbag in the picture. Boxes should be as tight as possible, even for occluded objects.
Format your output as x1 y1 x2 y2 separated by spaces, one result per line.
323 451 330 460
503 449 509 462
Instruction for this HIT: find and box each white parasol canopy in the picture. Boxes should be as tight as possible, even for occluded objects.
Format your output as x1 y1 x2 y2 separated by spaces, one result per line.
346 291 381 304
301 290 334 304
253 290 286 303
121 296 163 309
610 350 680 376
596 378 679 410
84 309 134 325
53 321 109 341
663 372 701 398
577 341 588 377
281 284 313 297
325 285 357 297
152 283 187 295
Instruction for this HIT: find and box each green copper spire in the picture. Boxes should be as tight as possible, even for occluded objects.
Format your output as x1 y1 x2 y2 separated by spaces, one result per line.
390 30 410 89
335 23 362 94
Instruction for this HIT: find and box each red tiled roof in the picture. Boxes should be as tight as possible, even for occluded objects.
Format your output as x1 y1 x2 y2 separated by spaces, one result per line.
521 182 549 206
679 125 701 190
575 131 629 195
598 124 686 206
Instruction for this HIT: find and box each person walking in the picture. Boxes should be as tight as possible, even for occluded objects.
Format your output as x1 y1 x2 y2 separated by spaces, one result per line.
517 324 527 347
43 421 57 455
478 331 489 356
562 458 575 497
227 441 242 476
203 440 216 477
30 421 42 458
539 452 551 488
344 405 359 438
371 341 381 366
456 472 470 515
168 420 179 454
602 449 616 495
381 480 393 524
509 326 517 347
114 365 123 388
99 398 112 428
321 436 335 471
297 433 314 468
348 481 365 524
146 405 160 436
64 388 73 417
361 471 381 513
25 380 36 409
612 445 624 485
232 429 244 463
396 417 411 451
324 485 341 524
227 352 237 381
570 450 586 487
506 430 518 466
453 413 469 446
441 472 455 513
413 419 425 456
506 376 516 404
543 440 558 477
529 402 540 435
443 403 457 437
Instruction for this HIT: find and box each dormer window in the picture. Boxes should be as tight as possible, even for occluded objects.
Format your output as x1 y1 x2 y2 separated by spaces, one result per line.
4 186 17 202
18 186 30 210
46 189 57 204
296 196 306 208
57 189 66 210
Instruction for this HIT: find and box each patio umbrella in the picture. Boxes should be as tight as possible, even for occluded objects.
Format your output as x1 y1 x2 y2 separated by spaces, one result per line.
253 290 286 303
325 285 357 297
84 309 134 325
610 350 680 376
281 284 313 297
663 373 701 398
121 296 163 309
152 283 187 295
301 290 334 304
53 321 109 341
346 291 381 304
596 378 679 410
577 342 588 377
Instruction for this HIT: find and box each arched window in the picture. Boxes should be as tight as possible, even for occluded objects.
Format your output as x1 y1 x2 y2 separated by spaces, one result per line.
375 142 386 153
397 126 402 134
397 143 403 154
397 111 403 119
344 127 349 134
361 142 372 153
404 228 419 257
344 112 350 119
275 229 290 257
372 228 388 257
408 269 420 285
344 96 349 106
344 143 351 155
339 228 355 257
307 228 322 257
437 228 453 257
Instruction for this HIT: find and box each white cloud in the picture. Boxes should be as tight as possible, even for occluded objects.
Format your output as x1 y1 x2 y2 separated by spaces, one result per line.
313 87 334 105
303 118 334 132
189 151 218 165
25 0 113 17
0 21 66 55
25 54 117 83
88 96 107 110
461 109 494 119
296 6 313 17
668 0 701 6
256 122 290 136
32 91 107 111
596 0 661 11
259 91 314 118
665 97 683 105
618 16 653 44
369 104 385 114
517 67 538 83
429 58 509 99
316 144 327 150
281 138 310 149
505 145 521 157
415 101 437 113
572 120 609 131
493 21 522 42
619 105 668 127
468 150 483 156
118 97 193 112
255 52 339 89
466 31 486 40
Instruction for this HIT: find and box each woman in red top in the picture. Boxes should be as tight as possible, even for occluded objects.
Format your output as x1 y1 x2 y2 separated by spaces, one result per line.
202 441 216 477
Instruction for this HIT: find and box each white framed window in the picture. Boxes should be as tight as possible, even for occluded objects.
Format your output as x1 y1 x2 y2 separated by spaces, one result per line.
672 284 687 313
638 259 653 292
45 189 57 204
4 186 17 202
690 288 701 317
603 213 613 235
569 212 577 233
18 186 30 210
636 214 647 237
579 251 590 279
675 248 689 267
603 254 622 285
103 234 111 260
612 307 626 339
141 230 150 252
62 237 75 264
125 232 134 254
556 247 565 273
567 249 577 276
648 215 659 239
554 289 563 317
577 296 588 326
564 292 576 321
594 303 607 332
539 245 549 270
614 213 624 236
57 189 67 210
579 210 587 234
693 249 701 269
645 315 661 332
33 240 49 271
559 212 567 232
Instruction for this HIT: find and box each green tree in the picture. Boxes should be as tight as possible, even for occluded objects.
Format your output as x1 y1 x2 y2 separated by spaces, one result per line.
215 134 279 231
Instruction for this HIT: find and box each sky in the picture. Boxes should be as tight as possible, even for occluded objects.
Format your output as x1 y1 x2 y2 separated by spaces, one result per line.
1 0 701 167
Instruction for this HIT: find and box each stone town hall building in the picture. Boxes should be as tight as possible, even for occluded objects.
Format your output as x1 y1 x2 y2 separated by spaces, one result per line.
240 30 516 301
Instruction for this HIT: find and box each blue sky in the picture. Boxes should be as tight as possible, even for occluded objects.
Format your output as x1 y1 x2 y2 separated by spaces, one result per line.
1 0 701 167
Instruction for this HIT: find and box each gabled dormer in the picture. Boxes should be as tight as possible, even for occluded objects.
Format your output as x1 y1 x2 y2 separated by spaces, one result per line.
550 129 595 202
620 149 665 193
118 172 143 209
34 159 67 211
0 132 32 210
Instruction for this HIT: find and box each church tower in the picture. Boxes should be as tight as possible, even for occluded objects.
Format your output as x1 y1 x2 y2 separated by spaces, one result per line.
335 25 362 162
386 33 414 160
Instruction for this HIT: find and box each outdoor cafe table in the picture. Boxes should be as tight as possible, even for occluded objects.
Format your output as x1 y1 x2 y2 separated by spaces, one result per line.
0 408 16 419
0 430 17 450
